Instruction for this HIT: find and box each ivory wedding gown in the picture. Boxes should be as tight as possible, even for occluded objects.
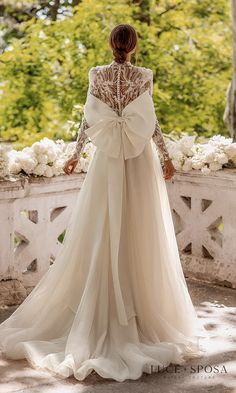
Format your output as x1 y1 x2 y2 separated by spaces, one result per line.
0 60 207 382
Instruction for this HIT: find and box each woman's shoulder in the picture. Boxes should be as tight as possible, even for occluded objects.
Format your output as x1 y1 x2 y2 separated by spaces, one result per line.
89 64 108 74
88 64 108 82
135 65 153 78
89 65 104 72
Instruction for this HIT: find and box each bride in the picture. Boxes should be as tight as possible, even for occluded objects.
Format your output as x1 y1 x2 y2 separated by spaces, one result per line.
0 24 207 382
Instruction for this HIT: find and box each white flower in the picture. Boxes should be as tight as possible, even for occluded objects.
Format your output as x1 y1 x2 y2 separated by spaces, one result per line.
19 152 37 174
44 165 54 177
178 135 196 155
8 160 21 174
21 159 37 174
37 154 48 164
225 143 236 163
209 135 232 147
22 146 33 155
47 150 57 162
55 139 66 146
174 150 185 162
53 167 63 176
51 160 64 176
215 152 228 165
201 165 211 175
182 157 193 171
209 162 222 171
64 142 77 156
203 147 216 164
32 141 47 155
33 163 47 176
165 140 180 159
191 157 204 170
83 141 96 155
80 157 90 172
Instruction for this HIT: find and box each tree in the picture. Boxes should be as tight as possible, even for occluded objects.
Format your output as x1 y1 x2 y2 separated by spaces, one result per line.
224 0 236 141
0 0 134 147
141 0 232 138
0 0 82 51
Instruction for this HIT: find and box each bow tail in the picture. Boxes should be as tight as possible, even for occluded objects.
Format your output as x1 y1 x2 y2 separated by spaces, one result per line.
107 154 128 326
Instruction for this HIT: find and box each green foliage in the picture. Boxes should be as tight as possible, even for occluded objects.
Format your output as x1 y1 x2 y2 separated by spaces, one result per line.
137 0 232 137
0 0 232 149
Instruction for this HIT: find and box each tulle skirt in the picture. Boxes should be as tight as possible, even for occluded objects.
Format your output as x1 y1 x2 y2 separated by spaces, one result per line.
0 140 208 381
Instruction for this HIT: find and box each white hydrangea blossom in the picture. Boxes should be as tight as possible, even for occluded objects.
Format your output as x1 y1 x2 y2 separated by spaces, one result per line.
224 143 236 164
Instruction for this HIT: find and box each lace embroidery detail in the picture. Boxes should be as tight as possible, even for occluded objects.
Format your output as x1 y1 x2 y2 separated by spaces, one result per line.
152 120 170 162
89 61 153 115
146 69 170 162
71 116 89 160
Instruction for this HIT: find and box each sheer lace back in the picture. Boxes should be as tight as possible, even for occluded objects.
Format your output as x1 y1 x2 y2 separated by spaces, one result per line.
71 60 170 162
88 61 153 115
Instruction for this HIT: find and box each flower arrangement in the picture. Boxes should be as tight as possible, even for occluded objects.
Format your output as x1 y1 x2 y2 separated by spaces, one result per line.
5 137 96 179
165 134 236 174
1 133 236 179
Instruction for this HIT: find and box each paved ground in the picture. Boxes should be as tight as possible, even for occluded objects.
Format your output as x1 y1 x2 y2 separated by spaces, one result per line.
0 279 235 393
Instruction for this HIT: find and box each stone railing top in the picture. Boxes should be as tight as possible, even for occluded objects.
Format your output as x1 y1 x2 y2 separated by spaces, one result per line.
0 172 87 200
1 167 236 200
172 168 236 189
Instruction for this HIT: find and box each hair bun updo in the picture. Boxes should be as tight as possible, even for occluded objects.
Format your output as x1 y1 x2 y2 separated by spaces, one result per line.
112 47 127 64
109 24 138 64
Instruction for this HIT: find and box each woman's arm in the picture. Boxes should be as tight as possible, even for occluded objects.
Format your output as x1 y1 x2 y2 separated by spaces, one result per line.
145 68 175 180
152 118 171 162
63 68 95 174
63 117 89 175
70 116 89 161
145 69 171 162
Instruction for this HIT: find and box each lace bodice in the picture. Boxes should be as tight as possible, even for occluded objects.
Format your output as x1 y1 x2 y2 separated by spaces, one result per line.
71 60 170 162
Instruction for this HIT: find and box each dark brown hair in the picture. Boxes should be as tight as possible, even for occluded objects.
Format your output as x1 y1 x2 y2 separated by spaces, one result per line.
109 24 138 64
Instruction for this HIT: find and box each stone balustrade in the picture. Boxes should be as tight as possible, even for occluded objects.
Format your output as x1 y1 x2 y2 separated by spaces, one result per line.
0 168 235 306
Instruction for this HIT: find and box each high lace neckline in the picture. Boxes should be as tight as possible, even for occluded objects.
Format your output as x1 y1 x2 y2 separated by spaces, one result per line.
110 60 132 66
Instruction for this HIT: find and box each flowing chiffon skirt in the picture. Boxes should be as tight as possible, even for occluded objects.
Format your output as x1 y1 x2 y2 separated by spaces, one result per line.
0 140 208 382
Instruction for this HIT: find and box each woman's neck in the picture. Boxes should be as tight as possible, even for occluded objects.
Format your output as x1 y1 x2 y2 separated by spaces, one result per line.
126 53 132 62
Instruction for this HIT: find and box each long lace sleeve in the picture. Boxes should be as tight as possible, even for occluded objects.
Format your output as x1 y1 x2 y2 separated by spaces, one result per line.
152 120 170 162
70 68 96 160
70 116 89 160
147 70 171 162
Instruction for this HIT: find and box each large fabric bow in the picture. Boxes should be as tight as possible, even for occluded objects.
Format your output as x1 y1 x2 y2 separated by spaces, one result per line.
84 91 156 326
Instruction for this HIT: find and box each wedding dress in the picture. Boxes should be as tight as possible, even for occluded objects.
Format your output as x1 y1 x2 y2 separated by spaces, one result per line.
0 60 207 382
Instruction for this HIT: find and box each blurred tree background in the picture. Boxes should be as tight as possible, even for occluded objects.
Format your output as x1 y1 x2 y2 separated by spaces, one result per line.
0 0 232 149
